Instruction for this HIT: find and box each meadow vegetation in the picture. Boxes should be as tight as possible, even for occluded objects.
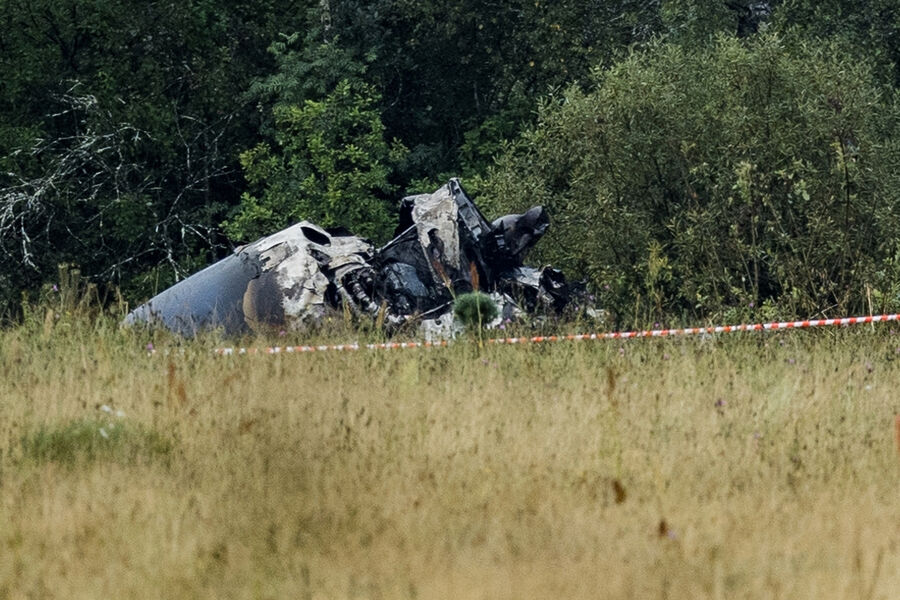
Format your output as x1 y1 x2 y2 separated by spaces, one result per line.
1 312 897 599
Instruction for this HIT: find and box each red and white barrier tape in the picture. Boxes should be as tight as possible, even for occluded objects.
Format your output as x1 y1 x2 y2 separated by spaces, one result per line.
213 313 900 356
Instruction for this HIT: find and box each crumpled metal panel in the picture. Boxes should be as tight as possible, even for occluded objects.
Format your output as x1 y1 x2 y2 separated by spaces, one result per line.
412 185 462 282
491 206 549 263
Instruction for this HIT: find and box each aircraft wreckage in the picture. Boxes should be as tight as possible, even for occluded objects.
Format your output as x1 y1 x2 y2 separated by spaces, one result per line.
124 179 572 337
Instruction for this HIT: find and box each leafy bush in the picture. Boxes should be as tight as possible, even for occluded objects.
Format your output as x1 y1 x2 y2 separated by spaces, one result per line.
454 292 499 329
483 34 900 326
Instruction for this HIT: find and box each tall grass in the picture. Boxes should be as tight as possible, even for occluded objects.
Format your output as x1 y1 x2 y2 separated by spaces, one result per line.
0 315 898 598
19 418 172 466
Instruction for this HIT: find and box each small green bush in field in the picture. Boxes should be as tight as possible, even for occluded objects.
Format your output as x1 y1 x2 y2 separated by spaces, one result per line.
454 292 499 329
483 33 900 326
21 418 173 466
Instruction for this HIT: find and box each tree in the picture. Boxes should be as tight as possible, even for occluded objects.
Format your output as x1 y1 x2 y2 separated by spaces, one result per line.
662 2 778 42
0 1 313 312
483 34 900 324
271 1 664 185
225 80 407 243
774 0 900 87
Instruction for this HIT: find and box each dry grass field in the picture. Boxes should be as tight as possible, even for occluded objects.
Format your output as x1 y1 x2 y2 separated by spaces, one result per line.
1 315 898 599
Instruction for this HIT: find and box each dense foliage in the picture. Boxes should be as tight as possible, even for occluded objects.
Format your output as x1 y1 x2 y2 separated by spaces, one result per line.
483 34 900 325
0 0 311 306
225 80 406 243
3 1 900 324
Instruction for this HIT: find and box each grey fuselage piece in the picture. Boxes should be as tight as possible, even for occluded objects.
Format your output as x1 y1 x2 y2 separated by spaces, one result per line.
124 179 568 336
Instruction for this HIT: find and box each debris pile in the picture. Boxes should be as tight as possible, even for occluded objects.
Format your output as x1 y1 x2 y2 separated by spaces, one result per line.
124 179 572 336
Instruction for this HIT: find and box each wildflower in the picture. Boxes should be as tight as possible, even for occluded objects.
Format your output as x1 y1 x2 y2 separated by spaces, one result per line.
279 329 286 337
748 301 755 308
146 342 154 352
52 284 59 292
787 358 796 365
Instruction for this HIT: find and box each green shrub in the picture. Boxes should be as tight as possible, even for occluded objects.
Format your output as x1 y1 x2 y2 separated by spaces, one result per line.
21 418 173 466
453 292 499 329
483 33 900 326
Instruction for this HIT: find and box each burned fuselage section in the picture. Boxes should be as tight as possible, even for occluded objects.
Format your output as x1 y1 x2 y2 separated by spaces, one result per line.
124 222 375 336
125 179 570 336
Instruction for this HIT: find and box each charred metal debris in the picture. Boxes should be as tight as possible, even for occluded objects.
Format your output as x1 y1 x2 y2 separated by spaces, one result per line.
125 179 576 337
